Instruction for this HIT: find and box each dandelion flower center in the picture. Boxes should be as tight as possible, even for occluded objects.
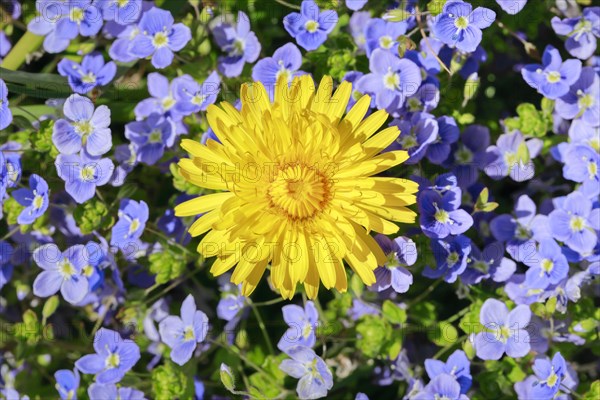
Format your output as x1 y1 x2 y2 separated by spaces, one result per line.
267 163 332 221
175 76 417 299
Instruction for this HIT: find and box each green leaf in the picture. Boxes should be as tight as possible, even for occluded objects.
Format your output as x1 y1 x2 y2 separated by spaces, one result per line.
382 300 407 325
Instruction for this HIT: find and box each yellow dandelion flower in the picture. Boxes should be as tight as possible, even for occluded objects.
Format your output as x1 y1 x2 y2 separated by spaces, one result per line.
175 75 418 299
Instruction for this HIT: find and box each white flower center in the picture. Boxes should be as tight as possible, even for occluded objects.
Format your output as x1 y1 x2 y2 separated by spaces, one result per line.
546 71 561 84
454 16 469 29
70 7 85 24
152 31 169 48
383 68 401 90
305 20 319 33
105 352 120 369
379 35 394 49
569 215 586 232
59 259 76 279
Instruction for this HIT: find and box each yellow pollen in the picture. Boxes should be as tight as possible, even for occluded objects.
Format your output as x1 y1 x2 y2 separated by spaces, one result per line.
117 0 129 7
105 352 120 369
379 35 394 49
183 326 195 341
546 372 559 387
569 215 586 232
268 163 331 221
153 31 169 48
588 161 598 178
546 71 561 83
59 260 76 279
74 120 93 137
129 218 140 235
541 259 554 274
70 8 85 23
435 208 450 224
80 165 96 181
454 16 469 29
33 194 44 209
305 20 319 33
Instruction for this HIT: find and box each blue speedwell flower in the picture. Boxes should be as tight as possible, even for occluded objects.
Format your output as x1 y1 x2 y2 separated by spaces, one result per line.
562 144 600 198
432 0 496 53
53 94 112 157
110 199 149 249
548 191 599 255
0 78 12 130
524 239 569 290
159 294 209 366
414 373 469 400
371 234 416 294
424 235 471 283
212 11 261 77
552 7 600 60
172 71 221 115
555 67 599 127
98 0 143 26
530 352 567 399
387 112 438 164
364 18 408 57
278 301 319 351
12 174 49 225
75 328 141 384
521 45 582 99
1 142 22 190
424 350 472 394
55 152 114 204
490 194 551 262
252 43 305 88
130 7 191 69
485 131 541 182
135 72 184 121
284 0 338 51
279 346 334 400
125 113 176 165
32 244 90 305
28 0 103 54
54 369 79 400
356 48 422 110
474 298 531 360
496 0 527 15
88 383 146 400
58 52 117 94
418 185 473 239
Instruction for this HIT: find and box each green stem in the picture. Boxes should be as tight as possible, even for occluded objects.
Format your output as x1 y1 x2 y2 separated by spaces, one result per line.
273 0 301 10
248 299 275 355
1 31 44 71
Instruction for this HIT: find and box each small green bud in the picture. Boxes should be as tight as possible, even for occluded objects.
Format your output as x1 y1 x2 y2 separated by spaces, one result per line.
383 9 411 22
462 73 480 107
42 295 60 322
73 198 114 234
220 363 236 393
